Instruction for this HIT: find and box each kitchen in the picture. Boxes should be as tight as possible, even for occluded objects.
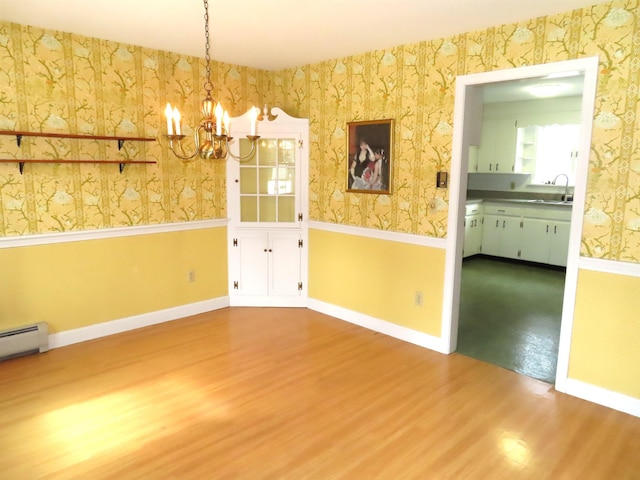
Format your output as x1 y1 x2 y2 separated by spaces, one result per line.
457 73 583 383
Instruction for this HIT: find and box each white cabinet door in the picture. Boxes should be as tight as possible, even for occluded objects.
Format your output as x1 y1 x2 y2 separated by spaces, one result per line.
236 232 270 297
232 230 303 305
481 214 521 259
481 214 502 256
477 118 517 173
549 221 571 267
520 218 552 264
477 119 497 173
269 232 302 297
463 214 482 257
500 216 522 259
520 217 570 266
494 118 517 173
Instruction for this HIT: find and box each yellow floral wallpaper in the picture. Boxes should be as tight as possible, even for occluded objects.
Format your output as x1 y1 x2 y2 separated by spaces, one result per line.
270 0 640 262
2 0 640 262
0 22 264 234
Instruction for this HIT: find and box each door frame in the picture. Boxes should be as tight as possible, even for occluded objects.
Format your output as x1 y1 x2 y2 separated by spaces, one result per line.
441 56 600 392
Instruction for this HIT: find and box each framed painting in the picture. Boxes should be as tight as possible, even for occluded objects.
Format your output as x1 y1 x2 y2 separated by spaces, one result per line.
346 119 393 194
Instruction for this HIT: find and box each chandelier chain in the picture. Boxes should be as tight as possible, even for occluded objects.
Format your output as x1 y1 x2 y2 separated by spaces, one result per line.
203 0 213 94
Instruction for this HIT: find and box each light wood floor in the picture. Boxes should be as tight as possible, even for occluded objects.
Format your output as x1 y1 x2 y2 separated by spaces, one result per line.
1 308 639 480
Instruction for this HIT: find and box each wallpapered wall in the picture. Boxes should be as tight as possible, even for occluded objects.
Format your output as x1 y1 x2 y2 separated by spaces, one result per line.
1 0 640 262
270 0 640 262
0 22 264 235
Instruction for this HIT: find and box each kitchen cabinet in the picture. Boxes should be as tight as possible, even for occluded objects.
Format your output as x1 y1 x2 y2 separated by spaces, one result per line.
481 203 522 259
476 118 518 173
520 207 571 266
464 200 572 267
473 97 581 176
463 202 483 258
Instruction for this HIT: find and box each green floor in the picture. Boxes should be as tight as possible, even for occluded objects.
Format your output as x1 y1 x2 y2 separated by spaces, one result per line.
457 256 566 384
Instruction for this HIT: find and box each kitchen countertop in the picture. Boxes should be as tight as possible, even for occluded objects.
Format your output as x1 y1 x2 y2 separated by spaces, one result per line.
467 198 573 207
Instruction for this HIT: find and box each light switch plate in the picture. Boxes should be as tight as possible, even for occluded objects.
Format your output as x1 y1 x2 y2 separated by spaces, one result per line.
437 171 448 188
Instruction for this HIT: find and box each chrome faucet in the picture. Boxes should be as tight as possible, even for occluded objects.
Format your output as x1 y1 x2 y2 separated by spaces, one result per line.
552 174 570 202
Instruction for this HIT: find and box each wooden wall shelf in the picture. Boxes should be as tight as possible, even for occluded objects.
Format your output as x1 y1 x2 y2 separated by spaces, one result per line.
0 130 157 173
0 159 156 174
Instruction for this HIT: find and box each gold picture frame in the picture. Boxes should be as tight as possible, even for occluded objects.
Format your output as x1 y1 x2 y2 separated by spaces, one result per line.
346 119 393 194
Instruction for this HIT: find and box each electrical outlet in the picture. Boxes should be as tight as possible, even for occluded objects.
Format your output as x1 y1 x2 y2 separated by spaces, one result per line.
188 270 196 283
414 291 424 306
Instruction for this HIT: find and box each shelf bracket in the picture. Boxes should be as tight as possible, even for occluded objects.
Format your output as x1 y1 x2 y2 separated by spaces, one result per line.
16 135 23 147
117 139 125 150
19 162 25 174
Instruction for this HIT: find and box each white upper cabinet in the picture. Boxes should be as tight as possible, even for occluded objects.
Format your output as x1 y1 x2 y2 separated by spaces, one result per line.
474 96 581 176
477 118 517 173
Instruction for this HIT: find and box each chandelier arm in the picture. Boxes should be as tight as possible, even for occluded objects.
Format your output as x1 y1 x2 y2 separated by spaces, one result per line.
226 136 260 163
169 141 199 161
168 128 203 161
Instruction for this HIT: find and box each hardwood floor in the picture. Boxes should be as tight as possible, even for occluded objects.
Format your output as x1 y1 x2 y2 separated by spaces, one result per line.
1 308 639 479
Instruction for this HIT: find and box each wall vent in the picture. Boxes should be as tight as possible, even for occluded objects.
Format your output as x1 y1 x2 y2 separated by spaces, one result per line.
0 322 49 361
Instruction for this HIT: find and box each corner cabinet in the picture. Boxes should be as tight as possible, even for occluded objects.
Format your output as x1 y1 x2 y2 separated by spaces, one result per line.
226 108 309 307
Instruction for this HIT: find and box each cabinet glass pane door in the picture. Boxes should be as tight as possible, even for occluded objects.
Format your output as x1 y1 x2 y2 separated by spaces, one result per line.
239 138 296 223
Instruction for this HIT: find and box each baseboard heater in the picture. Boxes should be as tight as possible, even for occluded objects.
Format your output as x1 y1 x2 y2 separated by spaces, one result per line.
0 322 49 361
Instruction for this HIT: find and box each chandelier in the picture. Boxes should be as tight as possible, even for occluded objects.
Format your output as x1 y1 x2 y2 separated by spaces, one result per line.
163 0 259 161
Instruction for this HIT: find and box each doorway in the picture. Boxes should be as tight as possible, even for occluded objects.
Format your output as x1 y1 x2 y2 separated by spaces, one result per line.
457 257 566 383
441 57 599 392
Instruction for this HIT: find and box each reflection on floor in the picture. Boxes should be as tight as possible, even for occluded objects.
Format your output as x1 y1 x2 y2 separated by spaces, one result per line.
457 256 565 384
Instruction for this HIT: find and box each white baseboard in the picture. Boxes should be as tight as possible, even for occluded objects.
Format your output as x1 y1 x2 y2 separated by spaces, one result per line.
308 298 448 354
564 378 640 418
48 297 230 349
229 296 308 307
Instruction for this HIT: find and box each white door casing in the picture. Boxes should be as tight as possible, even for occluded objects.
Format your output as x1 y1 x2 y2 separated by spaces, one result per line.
444 57 599 392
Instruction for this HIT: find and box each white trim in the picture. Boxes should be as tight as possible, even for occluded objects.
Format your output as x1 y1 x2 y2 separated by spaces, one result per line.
554 56 601 393
0 219 228 249
309 220 447 249
308 298 448 354
444 57 601 391
564 379 640 418
229 296 308 307
578 257 640 278
48 297 229 349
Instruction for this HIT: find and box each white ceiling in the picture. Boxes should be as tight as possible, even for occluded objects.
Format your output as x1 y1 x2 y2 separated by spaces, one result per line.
1 0 606 71
483 73 585 103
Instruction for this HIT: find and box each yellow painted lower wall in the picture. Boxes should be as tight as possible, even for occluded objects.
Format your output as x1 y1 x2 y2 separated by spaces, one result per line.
569 269 640 399
0 227 228 334
309 229 444 337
